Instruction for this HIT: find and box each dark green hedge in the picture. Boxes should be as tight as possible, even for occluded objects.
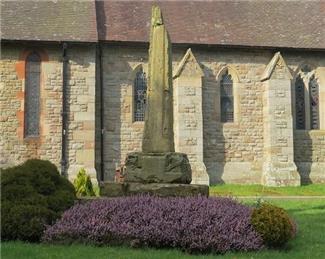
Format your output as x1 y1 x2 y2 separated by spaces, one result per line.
1 159 76 242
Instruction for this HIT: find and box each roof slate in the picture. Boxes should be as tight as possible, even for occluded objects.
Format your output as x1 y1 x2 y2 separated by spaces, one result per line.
1 0 325 49
1 0 98 42
101 0 325 49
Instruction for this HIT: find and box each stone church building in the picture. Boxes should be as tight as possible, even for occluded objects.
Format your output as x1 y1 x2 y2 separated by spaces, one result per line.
1 1 324 186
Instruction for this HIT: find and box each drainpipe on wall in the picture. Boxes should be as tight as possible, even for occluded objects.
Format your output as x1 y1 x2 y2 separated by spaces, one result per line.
61 42 68 177
98 42 105 181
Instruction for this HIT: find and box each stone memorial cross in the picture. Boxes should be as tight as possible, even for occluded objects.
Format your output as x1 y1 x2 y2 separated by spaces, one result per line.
142 5 175 153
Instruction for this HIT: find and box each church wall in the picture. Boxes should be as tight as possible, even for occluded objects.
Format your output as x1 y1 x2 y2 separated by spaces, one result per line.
286 56 325 184
294 130 325 183
101 45 146 180
0 43 97 182
101 45 268 183
65 46 97 182
0 44 63 169
101 45 325 184
2 42 324 185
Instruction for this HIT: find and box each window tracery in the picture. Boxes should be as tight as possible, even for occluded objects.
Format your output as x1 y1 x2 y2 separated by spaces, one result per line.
295 75 305 129
294 66 319 130
134 70 147 121
309 75 319 129
220 72 234 123
24 52 41 137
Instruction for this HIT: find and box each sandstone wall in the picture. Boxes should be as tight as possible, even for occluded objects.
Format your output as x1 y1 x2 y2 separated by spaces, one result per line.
101 46 266 182
2 42 324 185
1 44 63 168
294 130 325 183
101 46 145 179
65 46 97 181
0 43 97 182
101 45 325 184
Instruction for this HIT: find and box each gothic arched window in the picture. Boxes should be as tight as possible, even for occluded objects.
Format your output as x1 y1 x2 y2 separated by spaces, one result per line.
24 52 41 137
134 70 147 121
220 72 234 122
295 75 305 129
309 75 319 129
294 65 320 130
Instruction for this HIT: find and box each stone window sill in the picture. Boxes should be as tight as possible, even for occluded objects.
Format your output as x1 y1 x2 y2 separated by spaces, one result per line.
24 136 40 142
132 121 145 127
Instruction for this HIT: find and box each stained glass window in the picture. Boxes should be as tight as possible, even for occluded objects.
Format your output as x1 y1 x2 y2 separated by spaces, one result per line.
220 72 234 122
24 52 41 137
309 75 319 129
295 75 305 130
134 70 147 121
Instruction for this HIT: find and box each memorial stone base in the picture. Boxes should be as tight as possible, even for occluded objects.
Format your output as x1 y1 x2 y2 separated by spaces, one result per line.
123 152 192 184
99 152 209 197
99 181 209 197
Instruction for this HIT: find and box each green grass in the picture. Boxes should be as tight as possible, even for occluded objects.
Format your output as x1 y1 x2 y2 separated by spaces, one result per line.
209 184 325 196
2 199 325 259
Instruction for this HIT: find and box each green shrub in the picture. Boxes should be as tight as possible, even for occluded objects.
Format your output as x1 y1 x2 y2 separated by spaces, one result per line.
73 168 95 197
1 159 76 242
251 203 296 247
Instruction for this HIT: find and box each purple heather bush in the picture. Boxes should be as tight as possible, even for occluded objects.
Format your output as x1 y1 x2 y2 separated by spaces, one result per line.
43 195 264 254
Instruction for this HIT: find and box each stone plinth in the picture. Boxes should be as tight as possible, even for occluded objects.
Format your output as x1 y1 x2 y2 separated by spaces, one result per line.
99 181 209 197
124 152 191 184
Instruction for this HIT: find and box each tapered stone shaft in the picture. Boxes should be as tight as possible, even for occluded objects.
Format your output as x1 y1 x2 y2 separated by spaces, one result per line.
142 6 175 153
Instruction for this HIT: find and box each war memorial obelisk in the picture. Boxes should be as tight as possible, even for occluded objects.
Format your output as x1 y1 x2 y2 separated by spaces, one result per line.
100 6 208 197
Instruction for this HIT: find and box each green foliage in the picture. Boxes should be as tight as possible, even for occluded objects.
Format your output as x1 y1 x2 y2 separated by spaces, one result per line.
1 159 76 242
73 168 95 197
251 203 296 247
2 204 57 242
93 184 100 197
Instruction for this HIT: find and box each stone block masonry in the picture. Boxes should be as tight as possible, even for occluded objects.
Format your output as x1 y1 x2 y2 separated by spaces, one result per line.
294 130 325 184
173 49 209 185
1 43 325 186
101 45 325 185
1 45 63 169
0 44 97 184
261 52 300 186
65 46 97 183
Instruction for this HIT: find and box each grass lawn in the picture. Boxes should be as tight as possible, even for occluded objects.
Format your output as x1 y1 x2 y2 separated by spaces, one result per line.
2 199 325 259
210 184 325 196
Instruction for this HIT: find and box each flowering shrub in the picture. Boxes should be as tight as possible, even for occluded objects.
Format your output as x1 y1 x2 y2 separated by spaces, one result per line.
43 196 263 253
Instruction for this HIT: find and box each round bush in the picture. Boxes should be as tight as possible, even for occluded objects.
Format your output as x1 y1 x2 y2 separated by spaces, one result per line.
43 195 264 254
1 159 76 242
251 203 296 247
